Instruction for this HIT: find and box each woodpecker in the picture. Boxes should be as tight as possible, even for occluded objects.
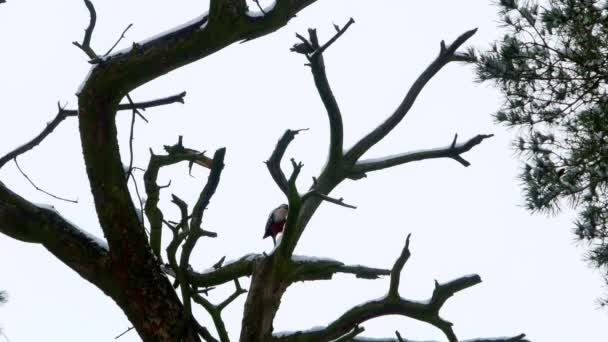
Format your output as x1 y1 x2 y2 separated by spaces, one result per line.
263 204 288 246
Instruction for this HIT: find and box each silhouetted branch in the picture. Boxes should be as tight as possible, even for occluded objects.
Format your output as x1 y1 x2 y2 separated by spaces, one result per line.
349 134 494 178
72 0 98 60
291 19 355 164
104 23 133 56
302 190 356 209
114 327 134 340
273 235 514 342
344 28 478 164
192 279 247 342
0 92 186 171
179 148 225 323
13 157 78 203
266 129 308 195
388 234 411 298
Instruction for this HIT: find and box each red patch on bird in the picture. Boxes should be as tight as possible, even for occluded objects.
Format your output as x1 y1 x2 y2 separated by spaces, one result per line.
270 222 285 236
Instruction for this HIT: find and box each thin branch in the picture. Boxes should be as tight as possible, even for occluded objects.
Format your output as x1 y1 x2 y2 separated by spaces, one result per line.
72 0 98 60
265 128 308 195
302 190 356 209
252 0 266 15
114 327 134 340
330 326 364 342
14 158 78 203
312 17 355 57
115 91 186 112
125 94 138 180
0 104 69 170
104 23 133 57
344 28 478 164
349 134 494 177
192 279 247 342
0 92 186 171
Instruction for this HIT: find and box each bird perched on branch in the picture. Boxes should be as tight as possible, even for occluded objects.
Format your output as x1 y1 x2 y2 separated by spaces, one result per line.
263 204 288 246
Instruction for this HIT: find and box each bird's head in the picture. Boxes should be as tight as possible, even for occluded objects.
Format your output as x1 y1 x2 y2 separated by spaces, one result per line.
279 203 288 210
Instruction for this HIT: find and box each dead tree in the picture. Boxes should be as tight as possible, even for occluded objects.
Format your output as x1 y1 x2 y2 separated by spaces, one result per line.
0 1 527 342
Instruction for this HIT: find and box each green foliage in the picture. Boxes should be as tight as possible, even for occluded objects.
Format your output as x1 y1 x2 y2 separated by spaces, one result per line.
474 0 608 301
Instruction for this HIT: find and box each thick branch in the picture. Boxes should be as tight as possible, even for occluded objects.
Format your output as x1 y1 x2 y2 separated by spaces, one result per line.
344 28 478 164
188 254 388 288
273 236 519 342
349 134 493 177
0 182 111 294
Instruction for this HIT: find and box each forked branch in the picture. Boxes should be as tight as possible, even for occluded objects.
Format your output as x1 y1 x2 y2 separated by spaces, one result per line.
72 0 98 60
344 28 478 164
144 136 214 257
274 235 524 342
291 18 355 164
266 129 308 195
0 92 186 171
349 133 494 178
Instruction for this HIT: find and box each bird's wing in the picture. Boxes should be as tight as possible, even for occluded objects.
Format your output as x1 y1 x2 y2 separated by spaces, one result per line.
263 212 274 238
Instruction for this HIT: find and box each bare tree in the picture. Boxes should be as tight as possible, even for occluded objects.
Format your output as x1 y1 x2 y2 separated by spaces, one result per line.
0 1 527 341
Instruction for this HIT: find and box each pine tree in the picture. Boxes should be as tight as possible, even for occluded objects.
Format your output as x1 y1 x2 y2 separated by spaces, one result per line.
473 0 608 301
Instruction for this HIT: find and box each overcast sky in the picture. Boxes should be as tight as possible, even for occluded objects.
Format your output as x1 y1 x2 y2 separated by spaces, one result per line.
0 1 606 341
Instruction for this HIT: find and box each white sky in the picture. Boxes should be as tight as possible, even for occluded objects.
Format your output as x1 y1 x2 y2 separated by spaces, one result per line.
0 1 606 341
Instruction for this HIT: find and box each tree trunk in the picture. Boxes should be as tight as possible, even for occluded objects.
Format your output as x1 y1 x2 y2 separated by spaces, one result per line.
240 256 289 342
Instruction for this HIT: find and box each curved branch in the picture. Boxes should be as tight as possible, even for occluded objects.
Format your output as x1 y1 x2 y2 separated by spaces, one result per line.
72 0 98 60
144 136 212 257
0 182 111 293
349 134 493 178
266 129 308 195
273 236 523 342
344 28 478 164
292 19 355 164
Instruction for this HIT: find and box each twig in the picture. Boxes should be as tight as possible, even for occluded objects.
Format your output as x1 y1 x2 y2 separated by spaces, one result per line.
252 0 266 15
303 191 356 209
114 326 134 339
72 0 98 60
14 158 78 203
104 23 133 56
331 326 364 342
0 103 69 170
213 256 226 269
